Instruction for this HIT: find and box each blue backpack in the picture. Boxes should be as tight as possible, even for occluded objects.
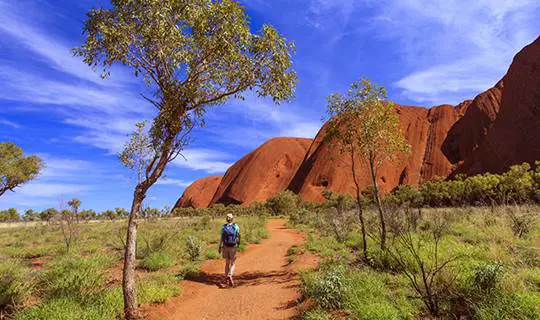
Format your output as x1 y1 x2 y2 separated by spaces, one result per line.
222 224 237 246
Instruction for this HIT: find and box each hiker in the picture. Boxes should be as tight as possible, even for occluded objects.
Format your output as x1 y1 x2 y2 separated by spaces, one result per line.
218 213 240 287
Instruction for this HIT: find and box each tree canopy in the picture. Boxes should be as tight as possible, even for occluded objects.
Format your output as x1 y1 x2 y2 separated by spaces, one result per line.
326 78 410 167
0 142 44 197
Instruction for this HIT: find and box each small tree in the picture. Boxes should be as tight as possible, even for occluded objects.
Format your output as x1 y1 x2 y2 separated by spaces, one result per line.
115 208 129 219
0 208 20 222
39 208 58 223
80 209 97 221
388 221 463 316
67 198 81 223
57 206 80 253
23 209 39 222
75 1 296 318
101 209 117 221
0 142 44 197
326 78 410 251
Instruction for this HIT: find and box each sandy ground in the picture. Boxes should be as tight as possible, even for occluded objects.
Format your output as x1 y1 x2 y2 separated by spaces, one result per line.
142 219 317 320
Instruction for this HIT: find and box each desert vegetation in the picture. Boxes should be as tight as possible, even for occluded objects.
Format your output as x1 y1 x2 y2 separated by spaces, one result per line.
278 167 540 319
0 208 267 319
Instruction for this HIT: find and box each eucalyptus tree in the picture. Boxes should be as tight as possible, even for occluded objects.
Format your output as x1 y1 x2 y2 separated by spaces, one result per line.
75 1 296 318
0 142 43 197
326 79 410 251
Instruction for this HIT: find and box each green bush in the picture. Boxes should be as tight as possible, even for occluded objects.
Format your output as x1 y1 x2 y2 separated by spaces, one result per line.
140 251 175 271
0 260 33 312
301 266 347 310
266 190 300 216
473 261 505 293
185 236 204 261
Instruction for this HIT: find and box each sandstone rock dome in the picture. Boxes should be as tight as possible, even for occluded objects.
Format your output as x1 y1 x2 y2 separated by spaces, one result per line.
174 176 222 209
210 137 313 206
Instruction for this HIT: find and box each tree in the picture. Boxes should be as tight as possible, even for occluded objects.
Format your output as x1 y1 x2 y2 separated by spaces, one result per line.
0 208 20 222
101 209 117 221
80 209 97 221
115 207 129 219
67 198 81 223
58 209 79 253
0 142 44 197
23 209 39 222
39 208 58 223
75 1 296 318
326 78 410 251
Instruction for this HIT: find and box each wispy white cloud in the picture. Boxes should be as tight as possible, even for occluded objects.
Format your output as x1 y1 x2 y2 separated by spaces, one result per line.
38 155 93 179
155 178 193 187
0 118 20 129
0 67 141 114
16 182 91 198
370 0 540 104
173 149 233 174
0 0 131 86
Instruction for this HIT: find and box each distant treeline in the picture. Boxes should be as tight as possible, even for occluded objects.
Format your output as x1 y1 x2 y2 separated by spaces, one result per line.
2 162 539 222
0 206 172 223
388 162 540 208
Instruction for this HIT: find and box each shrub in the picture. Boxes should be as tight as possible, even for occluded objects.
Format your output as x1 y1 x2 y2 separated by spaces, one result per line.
387 222 463 317
266 190 300 216
185 236 204 261
473 262 505 293
301 266 347 310
506 207 535 238
0 260 33 313
140 251 175 271
289 208 313 226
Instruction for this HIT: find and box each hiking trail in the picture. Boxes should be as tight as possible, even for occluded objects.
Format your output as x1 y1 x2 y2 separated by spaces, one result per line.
143 219 318 320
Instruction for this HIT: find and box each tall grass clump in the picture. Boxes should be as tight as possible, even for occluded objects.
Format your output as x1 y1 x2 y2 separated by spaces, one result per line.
140 251 175 271
0 260 33 316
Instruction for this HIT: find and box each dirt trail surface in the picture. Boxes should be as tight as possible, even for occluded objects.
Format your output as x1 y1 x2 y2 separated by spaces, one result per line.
143 219 317 320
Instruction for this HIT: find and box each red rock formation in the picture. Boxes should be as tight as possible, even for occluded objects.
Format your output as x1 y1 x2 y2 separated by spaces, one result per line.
455 36 540 175
442 81 503 165
173 37 540 206
289 105 464 203
210 137 313 206
174 176 222 209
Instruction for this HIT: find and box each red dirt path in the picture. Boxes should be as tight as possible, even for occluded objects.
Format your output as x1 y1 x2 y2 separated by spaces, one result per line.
142 219 317 320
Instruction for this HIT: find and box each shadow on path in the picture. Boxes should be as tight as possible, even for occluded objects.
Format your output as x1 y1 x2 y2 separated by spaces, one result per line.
184 270 297 289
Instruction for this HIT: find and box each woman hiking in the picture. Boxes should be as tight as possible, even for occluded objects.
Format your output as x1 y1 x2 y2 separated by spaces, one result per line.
218 213 241 287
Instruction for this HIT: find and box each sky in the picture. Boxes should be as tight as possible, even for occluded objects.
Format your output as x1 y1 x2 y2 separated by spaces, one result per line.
1 0 539 213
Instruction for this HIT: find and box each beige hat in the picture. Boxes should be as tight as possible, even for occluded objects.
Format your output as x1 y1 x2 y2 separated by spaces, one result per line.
226 213 234 222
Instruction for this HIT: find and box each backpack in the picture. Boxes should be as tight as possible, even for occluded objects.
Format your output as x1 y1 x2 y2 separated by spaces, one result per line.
222 224 237 246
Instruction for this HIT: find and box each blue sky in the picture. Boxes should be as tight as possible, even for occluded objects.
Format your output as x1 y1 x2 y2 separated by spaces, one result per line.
1 0 539 212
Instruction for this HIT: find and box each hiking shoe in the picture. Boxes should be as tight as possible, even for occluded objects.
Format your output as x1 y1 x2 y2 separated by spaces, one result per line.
227 275 234 287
